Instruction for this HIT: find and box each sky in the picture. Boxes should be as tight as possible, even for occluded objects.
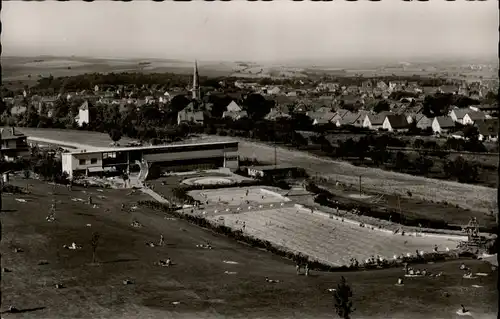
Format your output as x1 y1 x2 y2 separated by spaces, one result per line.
1 1 498 64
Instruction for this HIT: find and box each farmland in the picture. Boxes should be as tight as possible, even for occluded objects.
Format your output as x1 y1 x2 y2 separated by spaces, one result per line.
1 177 498 319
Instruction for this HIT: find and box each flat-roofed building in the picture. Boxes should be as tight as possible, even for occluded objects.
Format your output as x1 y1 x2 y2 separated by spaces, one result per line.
0 127 30 161
62 140 239 179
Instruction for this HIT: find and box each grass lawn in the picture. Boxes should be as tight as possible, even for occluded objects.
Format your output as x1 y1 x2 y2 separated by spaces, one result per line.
1 177 498 319
316 179 497 232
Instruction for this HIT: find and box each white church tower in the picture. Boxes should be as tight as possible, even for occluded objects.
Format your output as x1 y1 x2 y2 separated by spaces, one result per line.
192 60 200 100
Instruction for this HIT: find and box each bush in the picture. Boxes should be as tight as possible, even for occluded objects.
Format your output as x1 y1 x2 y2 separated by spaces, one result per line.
1 184 26 194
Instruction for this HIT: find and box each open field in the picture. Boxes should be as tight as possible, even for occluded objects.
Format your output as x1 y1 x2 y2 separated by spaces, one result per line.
309 179 497 232
236 139 497 214
1 56 235 87
188 186 464 267
1 177 498 319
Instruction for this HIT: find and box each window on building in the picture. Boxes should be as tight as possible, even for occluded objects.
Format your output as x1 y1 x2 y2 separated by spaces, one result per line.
79 159 86 165
90 158 97 164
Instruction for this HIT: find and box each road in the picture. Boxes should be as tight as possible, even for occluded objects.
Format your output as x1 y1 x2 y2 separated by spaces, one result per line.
236 139 497 214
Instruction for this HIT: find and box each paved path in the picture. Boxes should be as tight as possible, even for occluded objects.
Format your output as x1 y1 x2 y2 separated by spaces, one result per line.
27 136 101 151
140 186 170 204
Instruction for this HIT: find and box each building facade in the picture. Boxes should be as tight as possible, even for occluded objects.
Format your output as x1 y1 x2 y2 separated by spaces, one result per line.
0 127 30 161
62 141 239 179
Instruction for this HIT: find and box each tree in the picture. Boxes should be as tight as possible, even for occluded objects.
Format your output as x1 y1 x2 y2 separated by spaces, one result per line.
334 276 354 319
108 129 122 143
462 125 479 141
373 100 390 113
422 93 453 118
394 151 409 171
242 93 272 120
413 138 425 149
169 95 190 113
444 157 479 183
91 232 100 264
370 149 388 166
414 155 433 174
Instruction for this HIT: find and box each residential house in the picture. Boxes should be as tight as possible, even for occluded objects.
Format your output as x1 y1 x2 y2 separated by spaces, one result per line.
316 82 339 93
222 110 248 121
10 105 27 116
76 101 94 127
306 111 336 125
338 95 364 110
161 91 171 103
474 119 498 141
145 96 156 104
315 106 334 113
469 104 497 114
361 80 373 90
382 114 409 132
226 101 242 112
388 82 398 92
372 88 384 98
432 116 455 134
345 85 359 95
449 108 470 124
265 108 291 121
406 113 432 130
458 86 469 96
450 131 465 140
177 103 205 125
331 109 350 123
421 87 438 96
335 111 367 127
377 81 388 91
438 85 458 95
234 81 245 89
363 112 392 130
0 127 30 161
266 86 281 95
462 111 486 125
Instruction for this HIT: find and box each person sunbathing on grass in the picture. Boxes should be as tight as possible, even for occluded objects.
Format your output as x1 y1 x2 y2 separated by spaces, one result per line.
265 277 280 283
460 305 470 314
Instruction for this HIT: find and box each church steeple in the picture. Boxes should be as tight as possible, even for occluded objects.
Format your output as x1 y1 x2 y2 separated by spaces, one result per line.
192 60 200 100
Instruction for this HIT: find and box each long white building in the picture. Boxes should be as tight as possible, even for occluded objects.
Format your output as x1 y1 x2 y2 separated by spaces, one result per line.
61 140 239 179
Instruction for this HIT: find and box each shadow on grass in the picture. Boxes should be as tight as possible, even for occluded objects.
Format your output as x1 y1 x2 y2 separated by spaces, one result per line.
1 306 46 314
74 212 95 217
1 209 17 213
101 258 139 264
